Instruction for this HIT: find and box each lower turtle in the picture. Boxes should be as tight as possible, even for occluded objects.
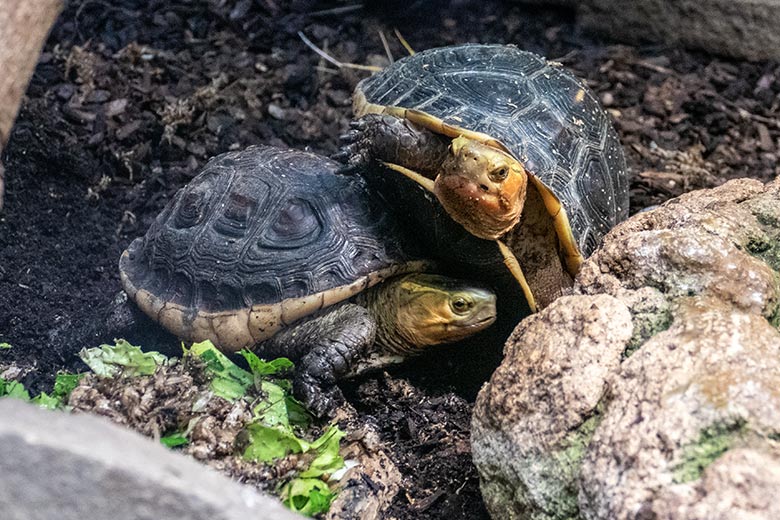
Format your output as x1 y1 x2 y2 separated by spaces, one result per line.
336 43 629 311
118 145 497 416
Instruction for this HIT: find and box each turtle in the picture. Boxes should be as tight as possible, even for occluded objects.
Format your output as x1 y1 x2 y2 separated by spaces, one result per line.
118 145 497 416
335 43 629 311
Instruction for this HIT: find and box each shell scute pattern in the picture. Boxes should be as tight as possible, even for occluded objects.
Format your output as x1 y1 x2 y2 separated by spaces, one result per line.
123 146 416 314
357 43 629 256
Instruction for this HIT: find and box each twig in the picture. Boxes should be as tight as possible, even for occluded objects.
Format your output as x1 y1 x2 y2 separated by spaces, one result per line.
314 65 341 75
379 30 394 63
394 28 415 56
297 31 381 72
723 101 780 128
631 59 674 75
307 4 362 17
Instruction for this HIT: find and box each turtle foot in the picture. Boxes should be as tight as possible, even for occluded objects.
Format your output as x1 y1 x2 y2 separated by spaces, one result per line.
293 371 344 419
332 121 375 173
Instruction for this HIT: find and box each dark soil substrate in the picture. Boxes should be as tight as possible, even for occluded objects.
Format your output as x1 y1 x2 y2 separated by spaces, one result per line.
1 1 778 518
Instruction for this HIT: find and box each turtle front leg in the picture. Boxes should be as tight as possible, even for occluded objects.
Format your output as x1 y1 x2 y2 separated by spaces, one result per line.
253 303 377 418
334 113 450 177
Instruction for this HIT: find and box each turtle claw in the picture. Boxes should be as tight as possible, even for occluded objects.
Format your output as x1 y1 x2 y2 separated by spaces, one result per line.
293 372 342 419
338 130 362 143
335 114 396 171
334 128 373 171
331 145 370 173
335 163 362 175
331 149 351 163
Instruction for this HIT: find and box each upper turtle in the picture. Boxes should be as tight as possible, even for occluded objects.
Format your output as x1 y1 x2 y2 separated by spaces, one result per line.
339 43 629 310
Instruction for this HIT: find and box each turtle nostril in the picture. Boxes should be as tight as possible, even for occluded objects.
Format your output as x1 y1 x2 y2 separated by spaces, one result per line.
479 184 489 192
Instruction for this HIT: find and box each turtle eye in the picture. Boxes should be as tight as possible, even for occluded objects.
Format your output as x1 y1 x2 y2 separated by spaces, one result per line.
451 297 472 314
489 166 509 182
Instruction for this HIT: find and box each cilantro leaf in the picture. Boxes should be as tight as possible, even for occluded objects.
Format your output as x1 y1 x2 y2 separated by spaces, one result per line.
0 378 30 400
281 478 336 516
79 339 167 378
186 340 252 401
243 423 309 462
239 349 294 377
53 372 83 399
301 425 345 478
31 392 60 409
160 432 189 448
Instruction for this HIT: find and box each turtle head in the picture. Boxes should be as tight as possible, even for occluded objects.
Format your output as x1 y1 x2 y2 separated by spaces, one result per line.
390 273 497 350
435 136 527 239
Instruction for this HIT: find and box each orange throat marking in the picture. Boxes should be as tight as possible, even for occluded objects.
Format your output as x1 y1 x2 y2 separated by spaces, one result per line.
434 173 523 240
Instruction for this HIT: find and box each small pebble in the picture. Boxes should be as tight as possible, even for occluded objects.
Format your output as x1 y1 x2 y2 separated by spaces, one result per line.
105 98 128 117
267 104 286 120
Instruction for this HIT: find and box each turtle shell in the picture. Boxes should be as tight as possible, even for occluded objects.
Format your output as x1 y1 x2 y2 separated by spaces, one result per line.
119 146 427 351
354 43 629 256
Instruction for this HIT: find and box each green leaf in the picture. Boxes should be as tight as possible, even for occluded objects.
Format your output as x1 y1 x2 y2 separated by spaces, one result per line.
253 380 290 428
0 378 30 400
53 372 83 399
243 423 311 463
187 341 252 401
281 478 336 516
301 425 345 478
79 339 167 378
31 392 60 410
239 349 294 377
1 372 82 410
285 396 312 428
160 433 189 448
0 342 11 349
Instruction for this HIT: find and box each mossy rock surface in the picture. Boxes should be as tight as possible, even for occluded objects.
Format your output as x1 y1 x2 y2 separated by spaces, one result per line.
473 178 780 520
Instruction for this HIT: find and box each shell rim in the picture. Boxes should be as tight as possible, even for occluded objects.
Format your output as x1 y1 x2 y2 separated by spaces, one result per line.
119 244 433 352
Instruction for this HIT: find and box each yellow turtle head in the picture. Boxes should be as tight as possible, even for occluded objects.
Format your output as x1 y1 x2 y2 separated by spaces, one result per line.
391 273 497 349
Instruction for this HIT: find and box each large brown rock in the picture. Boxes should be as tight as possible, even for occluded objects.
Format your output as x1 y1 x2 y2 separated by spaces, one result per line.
579 0 780 61
579 296 780 520
472 178 780 519
512 0 780 60
472 294 632 519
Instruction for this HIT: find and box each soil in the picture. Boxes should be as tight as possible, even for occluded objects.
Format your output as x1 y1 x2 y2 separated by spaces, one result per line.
1 1 779 519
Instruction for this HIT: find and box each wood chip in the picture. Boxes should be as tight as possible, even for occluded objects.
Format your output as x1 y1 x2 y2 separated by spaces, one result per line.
105 98 128 117
757 123 774 151
116 120 142 140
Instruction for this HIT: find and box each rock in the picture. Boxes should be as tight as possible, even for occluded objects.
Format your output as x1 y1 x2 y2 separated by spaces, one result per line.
0 399 301 520
578 178 780 322
472 178 780 519
580 296 780 519
654 448 780 520
577 0 780 61
514 0 780 60
472 294 632 520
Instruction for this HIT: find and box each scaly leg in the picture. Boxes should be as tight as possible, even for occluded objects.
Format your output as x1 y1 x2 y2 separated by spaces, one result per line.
334 113 450 177
254 303 377 418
